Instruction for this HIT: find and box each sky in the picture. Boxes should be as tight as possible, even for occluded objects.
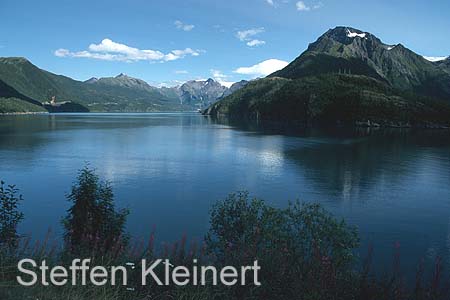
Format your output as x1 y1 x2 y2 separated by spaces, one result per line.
1 0 449 87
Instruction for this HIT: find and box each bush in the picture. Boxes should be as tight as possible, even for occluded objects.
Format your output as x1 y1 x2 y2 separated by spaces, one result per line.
205 192 359 299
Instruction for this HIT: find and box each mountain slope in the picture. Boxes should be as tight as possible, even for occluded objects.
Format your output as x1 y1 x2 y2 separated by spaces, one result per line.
437 57 450 74
206 74 450 126
207 27 450 127
178 78 228 108
0 57 75 102
221 80 249 98
0 78 45 113
91 73 159 92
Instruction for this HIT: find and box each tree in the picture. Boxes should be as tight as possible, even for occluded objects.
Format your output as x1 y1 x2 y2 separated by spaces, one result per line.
0 181 24 250
63 167 129 256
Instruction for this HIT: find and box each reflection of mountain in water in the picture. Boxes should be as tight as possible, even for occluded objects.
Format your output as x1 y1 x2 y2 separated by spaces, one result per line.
210 116 450 202
283 130 450 201
0 114 214 163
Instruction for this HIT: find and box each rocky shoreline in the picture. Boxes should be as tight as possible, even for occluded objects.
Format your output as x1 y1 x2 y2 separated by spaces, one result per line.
203 111 450 130
355 120 450 129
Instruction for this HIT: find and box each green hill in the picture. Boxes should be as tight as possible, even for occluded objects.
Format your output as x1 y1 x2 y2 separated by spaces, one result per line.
205 74 450 126
0 57 188 112
0 78 46 113
0 97 46 113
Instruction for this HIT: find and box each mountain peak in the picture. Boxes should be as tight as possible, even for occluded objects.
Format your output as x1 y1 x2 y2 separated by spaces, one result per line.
0 56 31 65
324 26 369 40
85 77 98 83
205 78 216 84
306 26 389 55
115 73 128 78
330 26 365 34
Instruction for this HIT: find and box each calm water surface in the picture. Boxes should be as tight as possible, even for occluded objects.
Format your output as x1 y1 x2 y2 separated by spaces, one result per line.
1 113 450 273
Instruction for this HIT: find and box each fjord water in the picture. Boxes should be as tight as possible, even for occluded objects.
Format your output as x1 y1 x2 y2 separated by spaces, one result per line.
1 113 450 272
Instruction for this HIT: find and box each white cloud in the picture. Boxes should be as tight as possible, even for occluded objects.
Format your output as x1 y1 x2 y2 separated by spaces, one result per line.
218 80 235 88
296 1 310 11
174 20 195 31
211 70 235 88
265 0 275 6
55 38 201 62
296 1 322 11
246 39 266 47
210 69 235 87
175 70 189 74
234 59 289 78
236 28 265 41
423 56 448 62
156 80 186 88
211 69 227 80
236 28 266 47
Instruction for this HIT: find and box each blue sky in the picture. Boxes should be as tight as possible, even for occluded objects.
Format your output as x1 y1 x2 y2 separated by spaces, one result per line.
1 0 449 86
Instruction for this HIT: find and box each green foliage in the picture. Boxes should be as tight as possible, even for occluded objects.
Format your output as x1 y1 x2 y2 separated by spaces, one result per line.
62 167 129 256
206 192 360 299
0 181 24 250
208 74 450 126
0 97 46 113
0 77 45 113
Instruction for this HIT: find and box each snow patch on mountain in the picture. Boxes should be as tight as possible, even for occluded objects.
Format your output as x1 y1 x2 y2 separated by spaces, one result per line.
346 29 367 39
423 56 449 62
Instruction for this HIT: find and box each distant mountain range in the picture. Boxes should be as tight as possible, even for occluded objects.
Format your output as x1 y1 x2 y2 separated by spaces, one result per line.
0 57 247 113
205 26 450 127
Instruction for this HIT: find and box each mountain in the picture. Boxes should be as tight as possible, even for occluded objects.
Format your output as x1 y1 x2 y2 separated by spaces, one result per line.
221 80 249 98
84 77 99 84
0 57 187 112
270 27 450 100
206 27 450 127
0 57 81 104
178 78 228 108
436 57 450 74
90 73 159 92
0 78 46 113
0 57 246 113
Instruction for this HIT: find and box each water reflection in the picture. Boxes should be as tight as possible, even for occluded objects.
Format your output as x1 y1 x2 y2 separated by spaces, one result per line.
1 113 450 274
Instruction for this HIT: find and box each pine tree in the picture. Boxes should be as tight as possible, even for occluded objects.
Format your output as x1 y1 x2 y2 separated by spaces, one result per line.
62 167 128 256
0 181 24 250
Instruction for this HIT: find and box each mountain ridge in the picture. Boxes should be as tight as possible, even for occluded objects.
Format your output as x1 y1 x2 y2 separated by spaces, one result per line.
271 26 450 99
0 57 246 113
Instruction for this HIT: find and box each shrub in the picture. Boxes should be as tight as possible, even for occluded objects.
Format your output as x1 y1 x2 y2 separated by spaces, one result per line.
205 192 359 299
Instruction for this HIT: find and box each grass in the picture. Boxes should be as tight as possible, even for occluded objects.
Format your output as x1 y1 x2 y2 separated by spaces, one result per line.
1 235 449 300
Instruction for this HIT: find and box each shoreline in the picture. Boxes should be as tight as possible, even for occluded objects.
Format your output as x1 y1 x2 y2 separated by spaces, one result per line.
0 111 49 116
